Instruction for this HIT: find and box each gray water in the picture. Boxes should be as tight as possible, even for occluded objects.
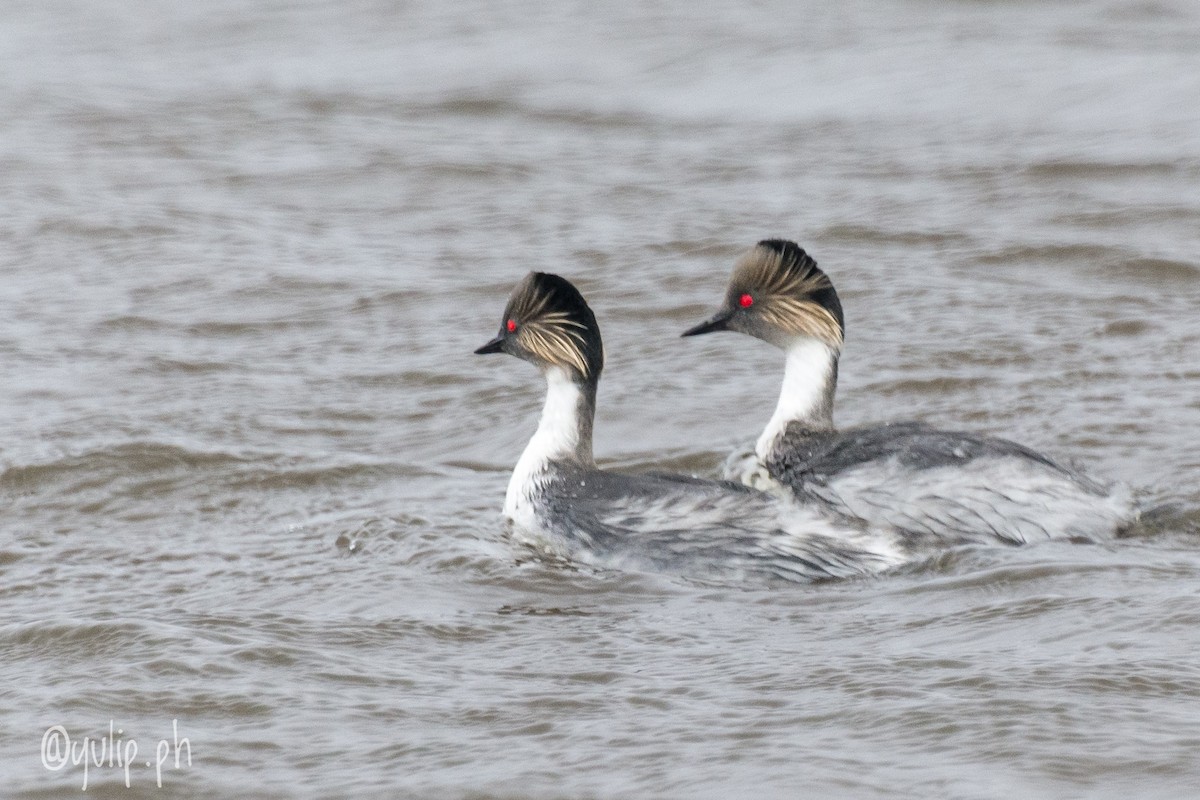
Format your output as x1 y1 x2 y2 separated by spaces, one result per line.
4 1 1200 797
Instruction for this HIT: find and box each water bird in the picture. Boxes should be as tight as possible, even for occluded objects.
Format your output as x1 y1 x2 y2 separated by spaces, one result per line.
682 239 1137 545
475 271 910 584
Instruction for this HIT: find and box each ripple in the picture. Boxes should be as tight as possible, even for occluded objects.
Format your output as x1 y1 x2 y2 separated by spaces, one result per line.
424 94 652 130
1 619 184 664
93 314 175 333
973 244 1198 282
140 356 241 374
973 243 1116 266
32 218 177 240
1024 159 1183 179
0 442 245 493
185 319 325 337
0 444 436 523
820 223 974 247
1100 318 1152 336
860 375 996 397
1117 256 1198 281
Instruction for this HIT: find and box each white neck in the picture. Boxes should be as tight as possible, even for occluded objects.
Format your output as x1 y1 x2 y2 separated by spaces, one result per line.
504 368 594 519
755 338 839 461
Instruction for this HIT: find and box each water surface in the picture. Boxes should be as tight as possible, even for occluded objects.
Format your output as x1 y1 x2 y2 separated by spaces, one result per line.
3 1 1200 797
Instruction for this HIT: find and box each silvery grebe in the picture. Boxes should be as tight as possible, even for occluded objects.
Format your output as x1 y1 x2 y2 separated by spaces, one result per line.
682 239 1137 545
476 271 911 583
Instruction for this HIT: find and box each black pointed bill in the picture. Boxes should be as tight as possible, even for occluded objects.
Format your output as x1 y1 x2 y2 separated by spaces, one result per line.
681 310 733 337
473 334 506 355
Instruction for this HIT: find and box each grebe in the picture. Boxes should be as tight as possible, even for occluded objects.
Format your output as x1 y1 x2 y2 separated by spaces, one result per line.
476 271 910 583
682 239 1137 546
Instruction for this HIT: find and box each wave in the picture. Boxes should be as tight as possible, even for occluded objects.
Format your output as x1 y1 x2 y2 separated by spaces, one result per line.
820 223 974 248
0 442 436 506
1025 159 1184 179
973 244 1198 279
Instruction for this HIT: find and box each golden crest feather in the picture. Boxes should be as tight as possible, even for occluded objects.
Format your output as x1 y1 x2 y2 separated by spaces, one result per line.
732 244 844 348
505 273 598 379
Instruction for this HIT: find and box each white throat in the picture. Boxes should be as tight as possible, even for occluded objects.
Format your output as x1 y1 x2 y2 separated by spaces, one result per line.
755 338 839 461
504 367 592 520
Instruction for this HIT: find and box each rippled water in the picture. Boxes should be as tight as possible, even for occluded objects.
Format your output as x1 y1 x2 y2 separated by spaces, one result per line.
4 1 1200 797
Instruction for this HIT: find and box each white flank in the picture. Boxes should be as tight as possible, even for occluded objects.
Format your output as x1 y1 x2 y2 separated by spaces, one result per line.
818 455 1138 545
755 338 838 461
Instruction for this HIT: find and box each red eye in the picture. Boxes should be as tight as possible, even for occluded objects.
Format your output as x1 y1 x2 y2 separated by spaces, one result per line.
506 319 517 333
739 293 754 308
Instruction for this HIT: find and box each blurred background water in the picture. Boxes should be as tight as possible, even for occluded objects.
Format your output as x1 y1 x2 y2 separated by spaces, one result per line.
2 1 1200 797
